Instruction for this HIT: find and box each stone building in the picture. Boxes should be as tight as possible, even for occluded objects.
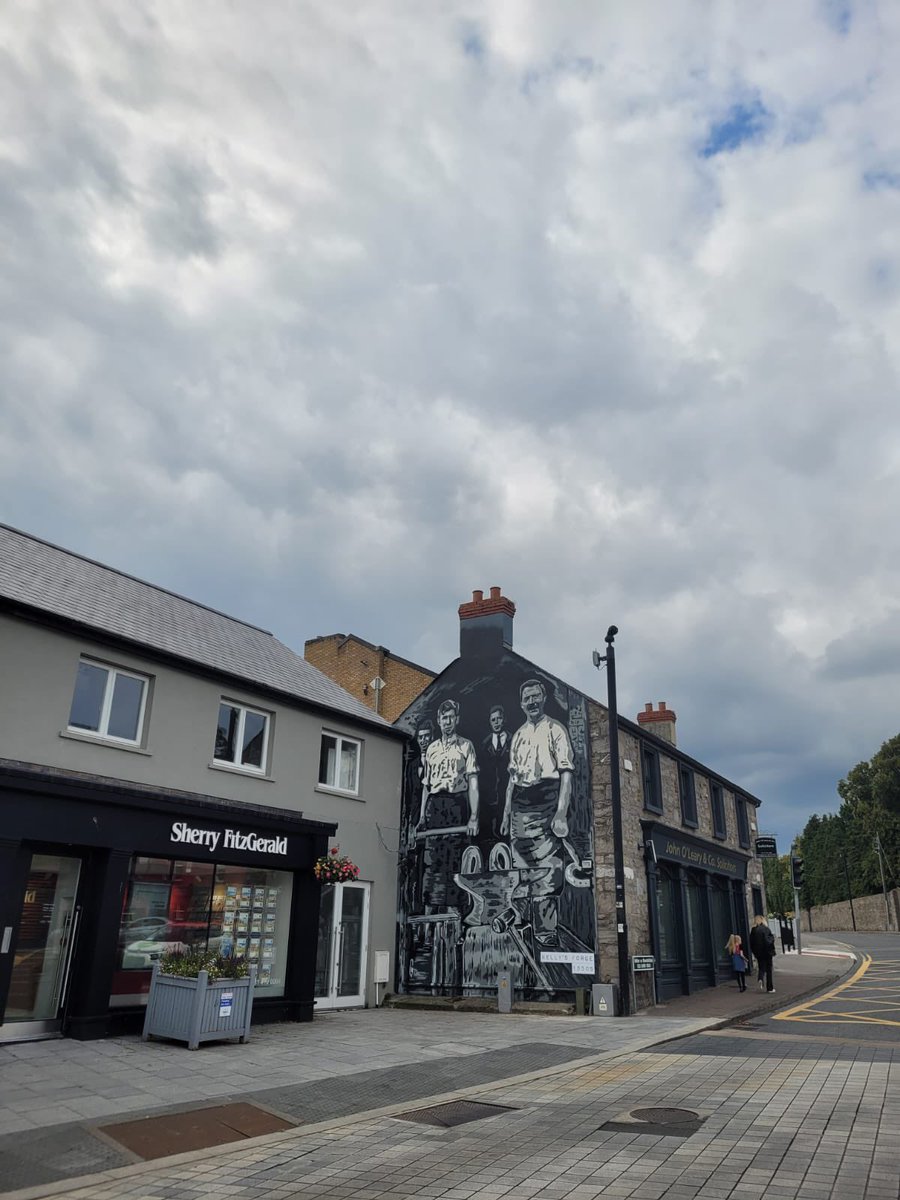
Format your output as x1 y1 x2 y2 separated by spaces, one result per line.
304 633 435 723
392 589 765 1012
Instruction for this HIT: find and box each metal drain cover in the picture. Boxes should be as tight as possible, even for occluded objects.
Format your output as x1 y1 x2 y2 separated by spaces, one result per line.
630 1107 699 1124
395 1100 516 1127
599 1106 704 1138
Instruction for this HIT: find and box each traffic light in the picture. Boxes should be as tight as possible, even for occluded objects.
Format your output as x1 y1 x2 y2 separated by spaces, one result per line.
791 856 805 889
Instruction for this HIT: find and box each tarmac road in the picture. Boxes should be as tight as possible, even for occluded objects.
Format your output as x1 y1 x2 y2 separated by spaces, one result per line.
759 931 900 1044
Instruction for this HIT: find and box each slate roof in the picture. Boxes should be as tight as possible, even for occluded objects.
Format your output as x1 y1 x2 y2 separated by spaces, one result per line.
0 524 393 732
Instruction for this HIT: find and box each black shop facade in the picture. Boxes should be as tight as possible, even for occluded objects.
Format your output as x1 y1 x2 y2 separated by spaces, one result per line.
643 822 753 1000
0 762 333 1042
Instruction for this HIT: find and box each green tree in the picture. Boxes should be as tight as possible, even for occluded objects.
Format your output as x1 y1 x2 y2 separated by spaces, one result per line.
798 734 900 908
763 855 793 917
839 733 900 817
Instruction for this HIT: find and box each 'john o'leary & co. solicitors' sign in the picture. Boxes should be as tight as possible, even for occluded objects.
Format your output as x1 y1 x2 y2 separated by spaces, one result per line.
170 821 288 856
646 827 747 880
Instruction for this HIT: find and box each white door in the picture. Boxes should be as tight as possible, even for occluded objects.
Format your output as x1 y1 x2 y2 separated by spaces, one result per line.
314 882 370 1009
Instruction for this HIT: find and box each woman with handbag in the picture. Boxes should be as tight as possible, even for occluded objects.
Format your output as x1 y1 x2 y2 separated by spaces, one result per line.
749 915 776 993
726 933 748 992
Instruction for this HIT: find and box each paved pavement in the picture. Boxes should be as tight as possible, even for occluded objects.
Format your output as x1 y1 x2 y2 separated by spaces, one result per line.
3 934 894 1200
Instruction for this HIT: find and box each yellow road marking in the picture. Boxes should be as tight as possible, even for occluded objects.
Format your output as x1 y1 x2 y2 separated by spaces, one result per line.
773 954 875 1023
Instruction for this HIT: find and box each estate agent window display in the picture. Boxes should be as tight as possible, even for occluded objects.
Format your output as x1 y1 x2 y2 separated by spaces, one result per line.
111 855 294 1007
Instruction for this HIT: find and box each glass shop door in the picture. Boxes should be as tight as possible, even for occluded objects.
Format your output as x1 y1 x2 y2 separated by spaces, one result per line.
314 882 370 1009
0 853 83 1042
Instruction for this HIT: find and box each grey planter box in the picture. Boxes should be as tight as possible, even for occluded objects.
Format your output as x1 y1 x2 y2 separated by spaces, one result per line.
142 964 257 1050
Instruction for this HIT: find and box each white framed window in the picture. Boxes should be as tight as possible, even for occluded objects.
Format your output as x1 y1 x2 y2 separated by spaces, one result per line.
214 701 270 773
318 732 361 795
68 658 149 745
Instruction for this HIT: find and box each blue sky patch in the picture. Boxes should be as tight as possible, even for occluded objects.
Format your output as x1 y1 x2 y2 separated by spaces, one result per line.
701 98 773 158
863 167 900 191
461 28 485 60
820 0 852 35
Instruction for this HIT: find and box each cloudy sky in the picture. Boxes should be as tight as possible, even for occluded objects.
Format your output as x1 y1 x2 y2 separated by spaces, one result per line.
3 2 899 846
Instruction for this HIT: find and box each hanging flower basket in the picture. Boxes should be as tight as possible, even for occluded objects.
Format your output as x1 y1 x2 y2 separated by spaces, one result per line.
314 846 360 884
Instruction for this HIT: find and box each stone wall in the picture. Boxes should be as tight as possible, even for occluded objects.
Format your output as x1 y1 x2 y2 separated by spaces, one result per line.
589 705 655 1012
800 888 900 933
589 702 765 1012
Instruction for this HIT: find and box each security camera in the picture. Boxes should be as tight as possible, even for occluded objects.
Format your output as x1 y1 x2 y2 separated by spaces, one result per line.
606 625 618 642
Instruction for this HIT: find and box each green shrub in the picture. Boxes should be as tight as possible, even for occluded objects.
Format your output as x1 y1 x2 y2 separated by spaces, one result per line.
158 948 249 980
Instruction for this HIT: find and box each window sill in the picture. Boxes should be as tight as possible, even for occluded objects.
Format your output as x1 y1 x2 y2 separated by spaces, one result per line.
208 761 274 782
60 730 152 756
643 806 664 817
712 831 727 841
681 818 699 830
315 784 364 802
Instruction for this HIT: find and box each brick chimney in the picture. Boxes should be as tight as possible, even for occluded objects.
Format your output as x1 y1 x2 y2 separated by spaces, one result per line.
458 586 515 657
637 701 677 746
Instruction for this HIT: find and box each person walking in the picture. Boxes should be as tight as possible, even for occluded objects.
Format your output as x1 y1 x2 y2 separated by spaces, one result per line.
726 933 748 992
749 914 776 993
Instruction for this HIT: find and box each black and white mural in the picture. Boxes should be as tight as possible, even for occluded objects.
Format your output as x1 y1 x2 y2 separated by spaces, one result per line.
396 655 596 999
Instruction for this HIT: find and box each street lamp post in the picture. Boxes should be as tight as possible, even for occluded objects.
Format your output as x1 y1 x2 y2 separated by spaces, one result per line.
595 625 631 1017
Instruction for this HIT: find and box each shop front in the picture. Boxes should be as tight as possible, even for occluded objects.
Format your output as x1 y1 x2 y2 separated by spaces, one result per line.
0 763 333 1042
643 822 750 1001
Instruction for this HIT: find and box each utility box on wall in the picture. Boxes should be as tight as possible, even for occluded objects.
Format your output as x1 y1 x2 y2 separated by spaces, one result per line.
373 951 391 984
592 983 618 1016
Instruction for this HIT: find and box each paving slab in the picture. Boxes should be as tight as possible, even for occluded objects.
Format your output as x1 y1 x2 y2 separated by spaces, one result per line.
0 934 867 1199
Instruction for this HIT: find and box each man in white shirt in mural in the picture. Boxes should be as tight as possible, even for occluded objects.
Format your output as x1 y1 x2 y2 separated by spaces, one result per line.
501 679 575 945
417 699 479 914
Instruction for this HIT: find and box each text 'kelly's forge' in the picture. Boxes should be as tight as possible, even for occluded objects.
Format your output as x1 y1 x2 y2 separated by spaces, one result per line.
169 821 288 855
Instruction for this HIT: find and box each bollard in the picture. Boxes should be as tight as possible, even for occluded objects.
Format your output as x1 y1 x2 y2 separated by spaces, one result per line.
497 970 512 1014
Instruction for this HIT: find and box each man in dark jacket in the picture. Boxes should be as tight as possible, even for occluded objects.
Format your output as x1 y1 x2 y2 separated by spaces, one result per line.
749 915 776 993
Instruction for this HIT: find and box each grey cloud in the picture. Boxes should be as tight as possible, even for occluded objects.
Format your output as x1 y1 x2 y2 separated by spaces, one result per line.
2 1 900 853
820 615 900 682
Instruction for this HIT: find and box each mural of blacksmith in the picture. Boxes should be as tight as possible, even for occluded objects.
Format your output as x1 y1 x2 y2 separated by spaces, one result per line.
397 658 595 1000
502 679 575 948
417 700 479 915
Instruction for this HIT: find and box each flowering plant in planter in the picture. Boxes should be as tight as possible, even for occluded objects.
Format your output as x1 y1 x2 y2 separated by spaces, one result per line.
314 846 360 884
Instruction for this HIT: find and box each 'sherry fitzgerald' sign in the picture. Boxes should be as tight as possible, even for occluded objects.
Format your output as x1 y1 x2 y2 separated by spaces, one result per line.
170 821 288 856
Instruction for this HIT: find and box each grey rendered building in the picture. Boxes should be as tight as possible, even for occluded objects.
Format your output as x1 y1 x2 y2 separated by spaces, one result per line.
0 524 404 1042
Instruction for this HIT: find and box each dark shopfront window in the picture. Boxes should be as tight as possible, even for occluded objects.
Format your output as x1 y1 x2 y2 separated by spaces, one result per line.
110 856 293 1007
710 877 733 967
685 874 709 962
655 866 680 962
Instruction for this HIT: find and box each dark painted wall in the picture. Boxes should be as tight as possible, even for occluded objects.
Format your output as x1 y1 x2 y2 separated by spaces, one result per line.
395 649 597 999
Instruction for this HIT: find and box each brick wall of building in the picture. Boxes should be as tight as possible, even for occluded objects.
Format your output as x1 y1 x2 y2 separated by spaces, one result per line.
304 634 435 724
